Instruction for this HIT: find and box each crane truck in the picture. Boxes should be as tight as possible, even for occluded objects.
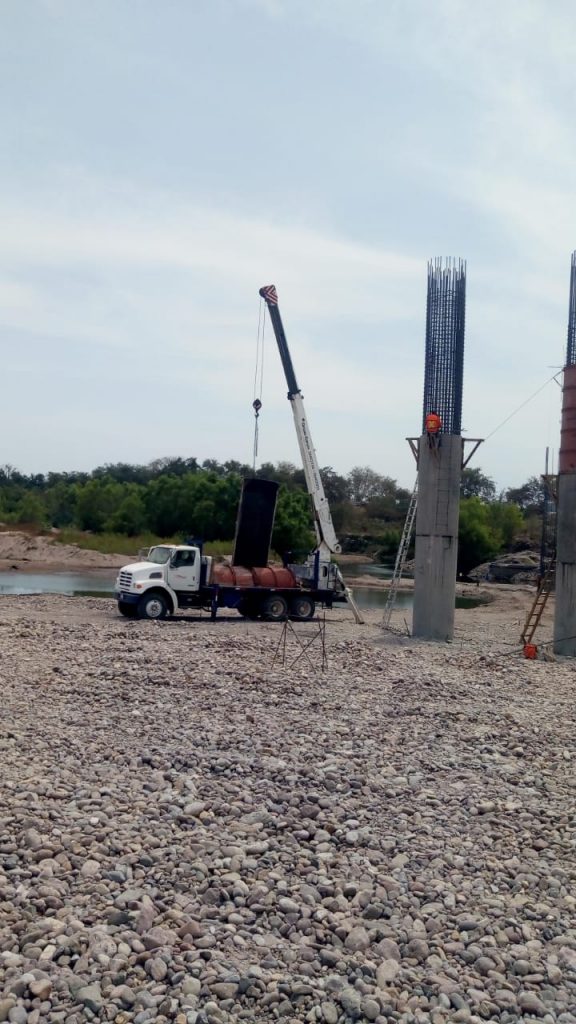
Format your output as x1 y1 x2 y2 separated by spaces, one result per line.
259 285 364 625
114 543 347 621
114 284 362 624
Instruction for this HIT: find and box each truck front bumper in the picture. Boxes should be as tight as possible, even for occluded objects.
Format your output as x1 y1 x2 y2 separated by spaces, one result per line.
115 591 140 605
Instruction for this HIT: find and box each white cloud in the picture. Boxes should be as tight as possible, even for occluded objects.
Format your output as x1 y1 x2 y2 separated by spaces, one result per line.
1 0 574 488
0 181 427 479
0 171 567 487
0 191 420 318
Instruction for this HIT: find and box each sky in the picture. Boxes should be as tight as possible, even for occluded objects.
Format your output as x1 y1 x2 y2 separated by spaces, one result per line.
1 0 575 490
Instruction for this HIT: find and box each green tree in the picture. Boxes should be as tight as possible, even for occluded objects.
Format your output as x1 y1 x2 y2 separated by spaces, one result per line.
144 471 242 540
256 461 306 489
12 492 47 527
460 467 496 502
147 456 198 478
44 481 77 527
504 476 545 515
458 498 501 575
106 490 147 535
319 467 349 505
347 467 402 505
366 485 411 522
75 479 125 532
272 488 315 557
375 528 402 560
487 502 524 548
144 475 184 535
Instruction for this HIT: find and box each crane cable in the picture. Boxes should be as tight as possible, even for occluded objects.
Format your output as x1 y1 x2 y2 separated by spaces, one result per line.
252 298 266 471
483 371 562 443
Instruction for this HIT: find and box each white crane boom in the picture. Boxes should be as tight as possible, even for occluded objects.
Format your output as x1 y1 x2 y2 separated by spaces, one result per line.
259 284 340 558
259 285 365 625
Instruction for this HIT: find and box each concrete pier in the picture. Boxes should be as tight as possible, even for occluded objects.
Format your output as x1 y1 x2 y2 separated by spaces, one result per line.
412 434 462 641
553 472 576 656
553 360 576 656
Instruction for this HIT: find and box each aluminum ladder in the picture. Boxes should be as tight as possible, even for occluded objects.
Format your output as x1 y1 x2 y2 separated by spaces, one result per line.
520 558 556 646
382 481 418 629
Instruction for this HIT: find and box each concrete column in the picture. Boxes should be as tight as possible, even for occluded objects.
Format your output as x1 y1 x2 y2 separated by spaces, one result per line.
412 434 462 641
553 472 576 656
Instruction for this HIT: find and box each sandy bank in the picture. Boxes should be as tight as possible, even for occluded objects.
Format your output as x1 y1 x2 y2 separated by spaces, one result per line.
0 531 130 572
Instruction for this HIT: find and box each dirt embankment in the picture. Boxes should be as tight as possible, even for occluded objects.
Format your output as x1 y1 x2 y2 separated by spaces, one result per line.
0 531 129 572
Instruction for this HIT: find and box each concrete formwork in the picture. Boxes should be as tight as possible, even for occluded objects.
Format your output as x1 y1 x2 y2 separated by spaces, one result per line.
412 434 462 642
553 472 576 656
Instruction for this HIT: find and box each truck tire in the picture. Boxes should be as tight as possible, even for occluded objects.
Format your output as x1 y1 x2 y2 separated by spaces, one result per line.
118 602 137 618
262 594 288 622
237 597 259 619
290 595 315 621
137 591 169 620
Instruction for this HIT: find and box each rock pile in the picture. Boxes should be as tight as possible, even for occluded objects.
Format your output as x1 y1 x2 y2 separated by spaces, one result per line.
0 596 575 1023
469 552 540 585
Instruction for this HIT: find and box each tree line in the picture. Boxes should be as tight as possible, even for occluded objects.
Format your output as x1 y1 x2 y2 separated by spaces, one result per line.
0 458 547 571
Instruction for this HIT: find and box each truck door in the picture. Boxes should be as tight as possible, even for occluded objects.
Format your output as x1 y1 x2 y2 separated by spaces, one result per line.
167 549 200 592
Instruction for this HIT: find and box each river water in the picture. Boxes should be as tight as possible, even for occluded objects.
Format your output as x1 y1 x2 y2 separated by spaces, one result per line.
0 571 115 599
0 565 402 610
0 567 484 612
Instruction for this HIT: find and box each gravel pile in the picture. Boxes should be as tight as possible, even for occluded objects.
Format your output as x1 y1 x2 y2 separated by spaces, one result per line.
0 596 575 1024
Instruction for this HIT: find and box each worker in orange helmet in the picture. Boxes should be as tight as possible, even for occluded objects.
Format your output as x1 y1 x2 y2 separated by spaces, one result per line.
425 410 442 449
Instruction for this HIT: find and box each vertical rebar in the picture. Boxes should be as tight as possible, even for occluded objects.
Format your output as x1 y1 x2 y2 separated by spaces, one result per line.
567 251 576 368
422 258 466 435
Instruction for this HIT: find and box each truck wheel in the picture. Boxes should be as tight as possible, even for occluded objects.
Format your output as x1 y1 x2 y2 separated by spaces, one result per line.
290 596 315 621
237 598 259 619
137 592 168 620
262 595 288 622
118 602 137 618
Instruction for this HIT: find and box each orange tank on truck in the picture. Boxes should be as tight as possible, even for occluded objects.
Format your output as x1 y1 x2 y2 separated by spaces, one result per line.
210 564 298 589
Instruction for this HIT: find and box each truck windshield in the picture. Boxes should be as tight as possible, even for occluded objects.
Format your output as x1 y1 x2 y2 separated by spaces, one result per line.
147 547 172 564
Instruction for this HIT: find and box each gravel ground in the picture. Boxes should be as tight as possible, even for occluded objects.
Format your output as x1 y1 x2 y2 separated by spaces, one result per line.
1 594 575 1024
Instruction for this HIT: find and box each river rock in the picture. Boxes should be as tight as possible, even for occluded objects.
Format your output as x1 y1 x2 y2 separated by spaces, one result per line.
0 593 574 1023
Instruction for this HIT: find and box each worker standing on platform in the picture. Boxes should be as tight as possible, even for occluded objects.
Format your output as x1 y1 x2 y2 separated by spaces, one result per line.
425 410 442 449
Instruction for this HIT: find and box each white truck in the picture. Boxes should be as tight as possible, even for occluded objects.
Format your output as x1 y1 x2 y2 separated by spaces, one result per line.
114 543 347 620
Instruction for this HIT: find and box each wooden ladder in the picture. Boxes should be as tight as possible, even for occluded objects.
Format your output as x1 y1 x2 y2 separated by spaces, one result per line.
520 559 556 645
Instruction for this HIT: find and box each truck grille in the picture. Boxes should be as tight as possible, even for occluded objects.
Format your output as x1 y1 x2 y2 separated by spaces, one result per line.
118 572 133 591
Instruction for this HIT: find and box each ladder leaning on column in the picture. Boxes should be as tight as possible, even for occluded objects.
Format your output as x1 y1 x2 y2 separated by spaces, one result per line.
520 557 556 647
382 480 418 629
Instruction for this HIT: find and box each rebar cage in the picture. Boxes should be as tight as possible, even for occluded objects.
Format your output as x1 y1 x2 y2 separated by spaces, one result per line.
422 258 466 436
567 251 576 367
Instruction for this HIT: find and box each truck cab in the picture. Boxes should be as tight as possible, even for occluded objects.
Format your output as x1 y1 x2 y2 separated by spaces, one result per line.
115 545 209 619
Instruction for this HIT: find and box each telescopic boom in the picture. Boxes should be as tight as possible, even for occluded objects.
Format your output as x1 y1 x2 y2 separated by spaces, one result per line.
259 284 341 558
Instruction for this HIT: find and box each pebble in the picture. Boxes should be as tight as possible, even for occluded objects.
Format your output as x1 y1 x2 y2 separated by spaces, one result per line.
8 1010 27 1024
0 596 574 1023
320 1002 339 1024
377 959 400 986
146 957 168 981
518 991 548 1015
344 926 370 952
76 983 103 1013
